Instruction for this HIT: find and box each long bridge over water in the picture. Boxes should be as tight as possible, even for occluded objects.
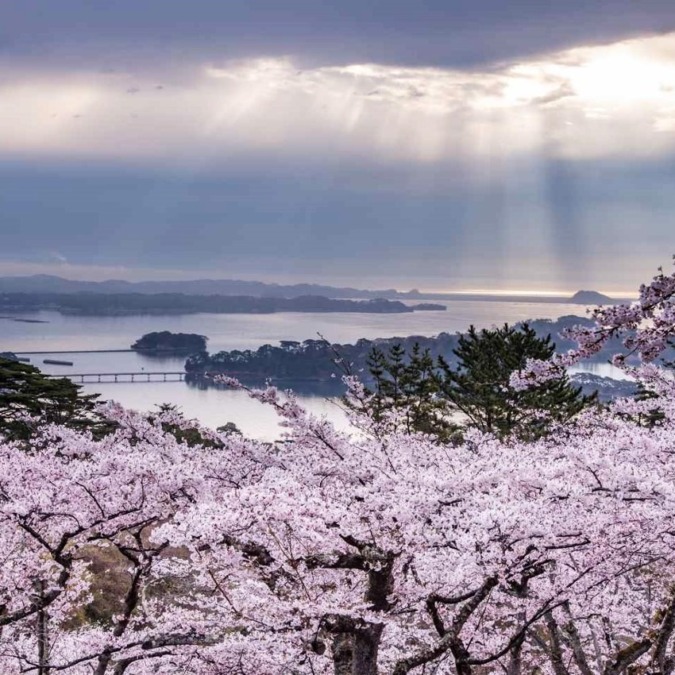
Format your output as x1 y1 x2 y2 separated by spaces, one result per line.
47 372 186 384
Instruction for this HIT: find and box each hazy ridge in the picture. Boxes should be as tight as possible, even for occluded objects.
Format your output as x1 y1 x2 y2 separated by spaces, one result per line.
0 275 627 305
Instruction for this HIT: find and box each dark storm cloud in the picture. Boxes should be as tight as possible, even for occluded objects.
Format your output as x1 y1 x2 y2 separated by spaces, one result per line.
2 0 675 71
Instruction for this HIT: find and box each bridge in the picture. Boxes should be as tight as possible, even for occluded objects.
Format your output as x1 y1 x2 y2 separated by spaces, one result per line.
13 349 134 355
47 372 186 384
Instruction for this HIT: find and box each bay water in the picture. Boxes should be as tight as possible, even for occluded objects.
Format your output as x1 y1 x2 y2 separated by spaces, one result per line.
0 301 612 439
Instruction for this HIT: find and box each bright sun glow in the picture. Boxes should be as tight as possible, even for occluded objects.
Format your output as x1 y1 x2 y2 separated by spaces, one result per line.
564 45 675 105
3 33 675 163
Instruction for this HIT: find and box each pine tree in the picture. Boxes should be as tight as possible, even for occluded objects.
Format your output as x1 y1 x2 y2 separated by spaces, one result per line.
359 343 460 442
357 324 595 442
0 357 111 442
436 324 596 440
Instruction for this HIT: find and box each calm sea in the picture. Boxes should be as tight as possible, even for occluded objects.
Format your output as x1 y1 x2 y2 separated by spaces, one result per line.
0 301 607 439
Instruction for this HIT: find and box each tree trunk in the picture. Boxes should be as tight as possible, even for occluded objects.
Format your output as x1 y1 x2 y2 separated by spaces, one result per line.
37 582 50 675
450 643 473 675
333 623 383 675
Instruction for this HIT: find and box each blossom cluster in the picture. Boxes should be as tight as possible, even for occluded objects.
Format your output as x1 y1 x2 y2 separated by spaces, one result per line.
2 264 675 673
511 259 675 390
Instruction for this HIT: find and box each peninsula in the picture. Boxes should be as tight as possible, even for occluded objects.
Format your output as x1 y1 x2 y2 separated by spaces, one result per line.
184 315 644 400
0 292 445 317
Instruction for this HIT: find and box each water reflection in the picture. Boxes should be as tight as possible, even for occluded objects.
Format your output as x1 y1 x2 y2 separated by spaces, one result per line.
79 379 349 441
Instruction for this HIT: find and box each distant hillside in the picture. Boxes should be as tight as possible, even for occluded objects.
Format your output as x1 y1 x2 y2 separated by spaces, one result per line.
0 275 397 300
569 373 637 402
0 275 632 304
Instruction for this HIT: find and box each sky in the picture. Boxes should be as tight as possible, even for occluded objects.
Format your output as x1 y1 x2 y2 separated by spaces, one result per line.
2 1 675 294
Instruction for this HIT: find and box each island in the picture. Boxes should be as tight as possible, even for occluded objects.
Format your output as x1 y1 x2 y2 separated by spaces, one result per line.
568 290 620 305
132 331 208 355
185 337 394 386
184 317 597 385
410 303 446 311
184 314 660 400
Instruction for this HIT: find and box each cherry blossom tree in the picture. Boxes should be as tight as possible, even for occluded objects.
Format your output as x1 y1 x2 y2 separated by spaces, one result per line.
0 405 215 673
511 258 675 388
6 397 675 674
1 262 675 673
150 375 675 674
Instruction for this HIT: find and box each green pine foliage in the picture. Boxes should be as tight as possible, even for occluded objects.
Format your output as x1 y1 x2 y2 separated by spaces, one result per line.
366 343 460 442
0 357 112 442
357 324 596 442
437 324 596 440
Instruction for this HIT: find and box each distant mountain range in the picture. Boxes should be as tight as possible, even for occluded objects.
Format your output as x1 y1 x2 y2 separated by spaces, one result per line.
0 274 627 305
0 274 392 299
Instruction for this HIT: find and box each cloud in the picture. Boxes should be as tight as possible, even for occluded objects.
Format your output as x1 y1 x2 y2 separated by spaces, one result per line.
3 32 675 167
3 0 675 72
2 25 675 293
1 155 672 294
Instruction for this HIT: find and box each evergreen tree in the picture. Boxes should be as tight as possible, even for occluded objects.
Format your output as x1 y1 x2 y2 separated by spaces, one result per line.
0 357 111 442
436 323 596 440
364 343 459 441
357 324 595 442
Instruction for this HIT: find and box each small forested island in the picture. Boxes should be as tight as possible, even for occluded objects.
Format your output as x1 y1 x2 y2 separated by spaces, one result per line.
184 314 643 399
185 315 589 380
0 292 443 316
409 302 446 311
131 331 207 355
